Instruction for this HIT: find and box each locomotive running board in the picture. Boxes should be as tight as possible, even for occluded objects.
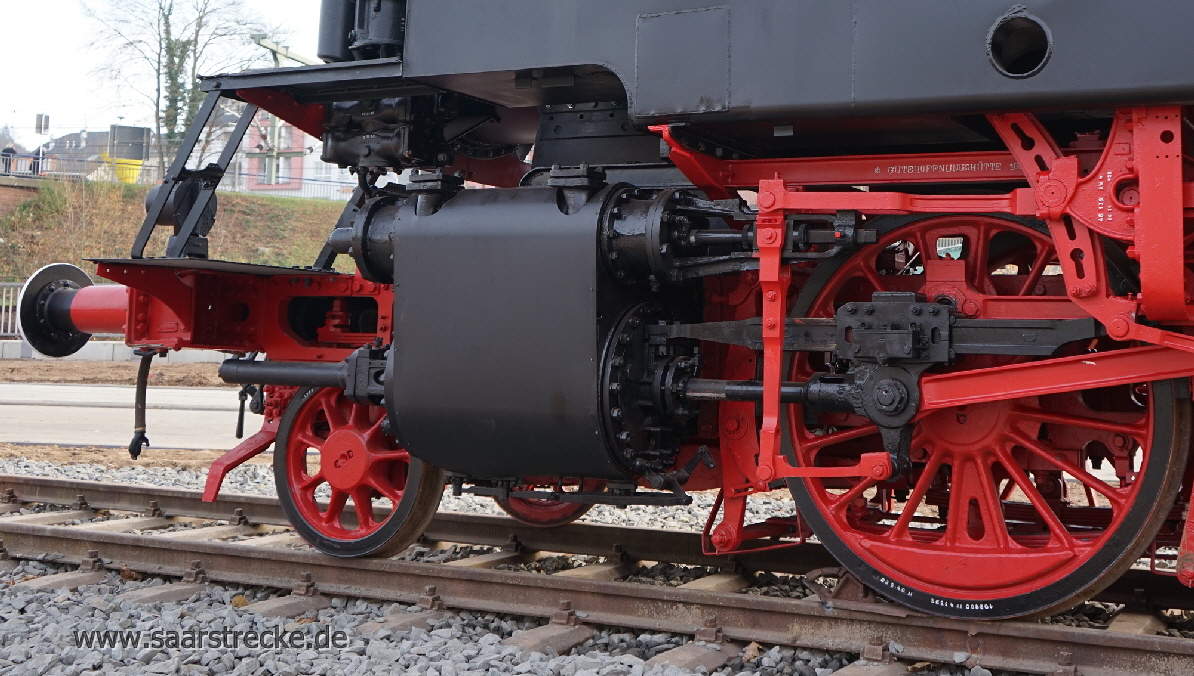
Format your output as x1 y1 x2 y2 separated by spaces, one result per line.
921 344 1194 409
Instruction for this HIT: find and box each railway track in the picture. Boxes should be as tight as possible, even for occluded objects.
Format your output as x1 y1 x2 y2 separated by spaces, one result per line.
0 474 1190 676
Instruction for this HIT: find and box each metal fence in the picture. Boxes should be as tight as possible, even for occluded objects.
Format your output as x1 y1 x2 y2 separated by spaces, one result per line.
0 282 19 339
2 152 358 201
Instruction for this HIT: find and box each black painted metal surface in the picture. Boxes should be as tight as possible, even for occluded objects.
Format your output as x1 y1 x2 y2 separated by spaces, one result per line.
208 1 1194 121
385 186 630 480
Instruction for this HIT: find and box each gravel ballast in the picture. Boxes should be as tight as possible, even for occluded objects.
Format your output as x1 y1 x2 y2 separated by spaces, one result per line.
0 456 1068 675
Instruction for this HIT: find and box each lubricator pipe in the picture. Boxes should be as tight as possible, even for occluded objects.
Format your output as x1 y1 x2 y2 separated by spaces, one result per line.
218 359 348 388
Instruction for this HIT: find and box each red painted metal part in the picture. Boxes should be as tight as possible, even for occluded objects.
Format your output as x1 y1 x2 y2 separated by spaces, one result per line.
495 479 606 527
651 126 1032 195
661 107 1194 555
754 180 791 488
68 285 129 335
236 89 325 139
785 214 1169 600
921 345 1194 410
202 386 297 502
282 388 411 540
90 262 393 361
442 153 532 189
1179 505 1194 586
986 110 1193 329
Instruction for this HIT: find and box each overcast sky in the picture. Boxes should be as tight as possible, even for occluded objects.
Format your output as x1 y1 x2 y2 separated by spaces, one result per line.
0 0 322 149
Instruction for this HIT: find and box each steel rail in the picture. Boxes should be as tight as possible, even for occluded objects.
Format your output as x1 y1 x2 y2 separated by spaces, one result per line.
0 474 1188 609
0 474 843 573
0 520 1188 676
0 474 1189 609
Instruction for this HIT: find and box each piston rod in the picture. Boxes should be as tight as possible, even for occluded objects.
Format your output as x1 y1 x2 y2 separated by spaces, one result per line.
218 359 348 388
682 376 861 416
684 378 809 403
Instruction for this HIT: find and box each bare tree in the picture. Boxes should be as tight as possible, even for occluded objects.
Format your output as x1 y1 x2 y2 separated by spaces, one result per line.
0 126 24 153
83 0 284 171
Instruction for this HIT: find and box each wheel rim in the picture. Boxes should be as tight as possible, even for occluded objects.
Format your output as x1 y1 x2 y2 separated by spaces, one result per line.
495 480 605 527
278 387 421 550
786 215 1189 617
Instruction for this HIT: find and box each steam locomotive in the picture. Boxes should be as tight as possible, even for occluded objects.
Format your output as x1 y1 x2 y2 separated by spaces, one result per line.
19 1 1194 620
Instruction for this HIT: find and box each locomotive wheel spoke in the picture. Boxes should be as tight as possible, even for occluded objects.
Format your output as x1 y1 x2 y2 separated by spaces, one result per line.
348 402 371 431
889 451 945 539
829 476 880 519
369 448 410 461
858 262 886 292
320 398 347 429
351 488 376 530
369 477 405 504
802 424 880 454
323 490 348 525
1017 244 1056 296
298 472 325 492
1010 432 1126 509
785 214 1190 619
295 430 324 451
942 453 1011 549
1010 406 1143 436
991 446 1078 550
274 387 444 557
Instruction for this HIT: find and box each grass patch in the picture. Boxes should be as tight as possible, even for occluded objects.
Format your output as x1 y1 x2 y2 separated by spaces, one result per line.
0 180 346 280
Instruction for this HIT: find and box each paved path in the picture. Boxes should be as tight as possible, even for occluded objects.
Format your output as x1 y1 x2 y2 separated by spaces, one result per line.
0 384 1131 485
0 383 243 450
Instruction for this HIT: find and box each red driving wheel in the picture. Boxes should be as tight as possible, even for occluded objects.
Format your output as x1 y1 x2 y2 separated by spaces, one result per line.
495 480 606 527
786 215 1190 618
275 387 444 557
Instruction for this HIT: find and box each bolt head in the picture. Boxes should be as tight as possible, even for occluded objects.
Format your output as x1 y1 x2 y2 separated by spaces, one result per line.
1107 315 1131 339
872 379 908 414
